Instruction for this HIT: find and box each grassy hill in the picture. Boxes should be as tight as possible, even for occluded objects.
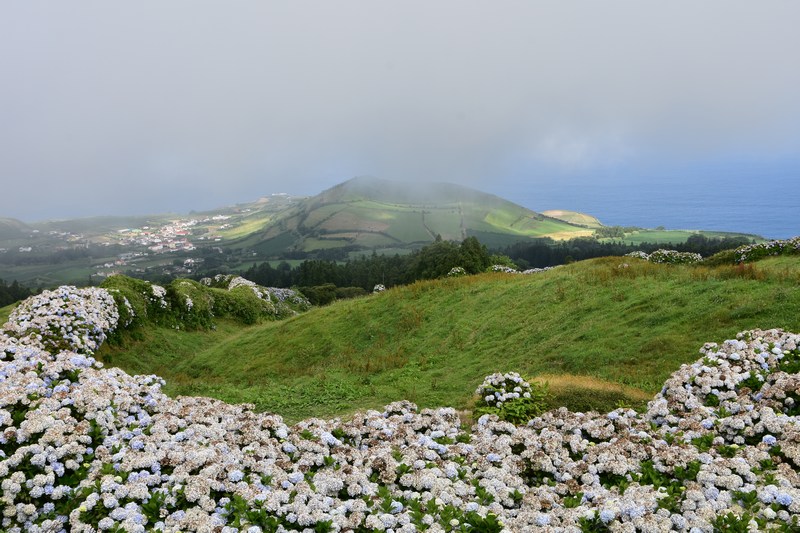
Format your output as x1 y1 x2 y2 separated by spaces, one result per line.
0 217 31 240
230 177 595 254
98 255 800 422
541 209 603 228
0 303 14 324
2 177 767 287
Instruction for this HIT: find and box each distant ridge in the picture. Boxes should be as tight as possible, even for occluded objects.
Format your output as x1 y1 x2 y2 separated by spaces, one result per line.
1 176 764 287
235 176 595 254
542 209 603 228
0 217 31 240
314 176 517 206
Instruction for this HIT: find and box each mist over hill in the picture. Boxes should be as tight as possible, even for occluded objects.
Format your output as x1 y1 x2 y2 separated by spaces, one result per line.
231 177 594 256
0 177 763 287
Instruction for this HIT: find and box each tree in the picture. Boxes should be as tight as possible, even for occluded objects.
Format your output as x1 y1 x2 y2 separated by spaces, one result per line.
410 240 461 280
458 236 491 273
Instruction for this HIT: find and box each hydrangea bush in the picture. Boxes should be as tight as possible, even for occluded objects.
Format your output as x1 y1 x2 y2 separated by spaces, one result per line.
624 251 650 261
2 286 800 531
446 267 467 277
99 274 310 332
450 265 557 276
488 265 517 274
473 372 549 425
625 250 703 265
734 236 800 263
519 267 555 275
2 286 121 354
200 274 311 320
100 276 171 329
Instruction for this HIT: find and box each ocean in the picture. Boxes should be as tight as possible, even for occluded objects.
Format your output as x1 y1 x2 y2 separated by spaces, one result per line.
495 170 799 239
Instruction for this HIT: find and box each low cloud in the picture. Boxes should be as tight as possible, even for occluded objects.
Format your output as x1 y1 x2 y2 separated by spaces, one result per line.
1 1 798 220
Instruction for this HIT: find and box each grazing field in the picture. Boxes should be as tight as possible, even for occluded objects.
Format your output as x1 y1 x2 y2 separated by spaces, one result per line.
0 303 14 324
542 209 604 228
610 229 762 245
98 256 800 422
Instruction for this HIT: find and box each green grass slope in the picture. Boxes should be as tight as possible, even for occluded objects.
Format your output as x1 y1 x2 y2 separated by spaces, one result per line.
609 229 763 245
0 303 14 325
0 217 31 240
541 209 604 228
98 256 800 422
238 177 594 252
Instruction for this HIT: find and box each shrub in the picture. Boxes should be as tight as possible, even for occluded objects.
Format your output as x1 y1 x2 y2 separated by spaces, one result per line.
168 279 215 329
211 286 271 325
734 236 800 263
298 283 337 306
488 254 517 269
624 251 650 260
489 264 517 273
201 274 310 319
474 372 550 425
626 250 702 265
703 248 738 266
447 266 467 277
4 286 120 354
335 286 368 300
101 275 172 327
647 249 703 265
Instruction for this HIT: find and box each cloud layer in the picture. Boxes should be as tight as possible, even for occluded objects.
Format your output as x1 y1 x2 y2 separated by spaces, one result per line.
1 1 798 221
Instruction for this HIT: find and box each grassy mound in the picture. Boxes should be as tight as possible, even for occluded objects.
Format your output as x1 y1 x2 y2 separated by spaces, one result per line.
0 303 14 325
97 256 800 422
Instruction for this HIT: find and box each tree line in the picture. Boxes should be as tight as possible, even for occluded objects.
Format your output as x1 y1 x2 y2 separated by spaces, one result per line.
0 279 34 308
502 234 754 269
240 236 496 303
237 233 753 304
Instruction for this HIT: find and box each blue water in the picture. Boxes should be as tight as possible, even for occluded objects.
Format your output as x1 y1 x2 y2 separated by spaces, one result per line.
493 167 799 239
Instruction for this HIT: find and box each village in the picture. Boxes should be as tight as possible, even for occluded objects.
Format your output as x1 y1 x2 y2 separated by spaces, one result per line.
88 215 236 278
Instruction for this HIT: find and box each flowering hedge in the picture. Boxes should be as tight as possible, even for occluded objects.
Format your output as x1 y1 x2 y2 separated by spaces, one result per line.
200 274 311 320
488 265 516 274
2 286 800 531
2 286 121 354
734 237 800 263
97 274 311 333
100 276 170 329
625 250 703 265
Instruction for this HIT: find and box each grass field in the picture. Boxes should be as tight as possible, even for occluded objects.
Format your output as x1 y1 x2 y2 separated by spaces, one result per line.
216 213 274 239
542 210 604 228
98 256 800 423
0 257 115 286
283 182 597 252
610 229 762 245
0 303 14 325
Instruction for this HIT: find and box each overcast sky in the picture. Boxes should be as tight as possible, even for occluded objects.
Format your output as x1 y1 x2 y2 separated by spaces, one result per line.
1 1 799 226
